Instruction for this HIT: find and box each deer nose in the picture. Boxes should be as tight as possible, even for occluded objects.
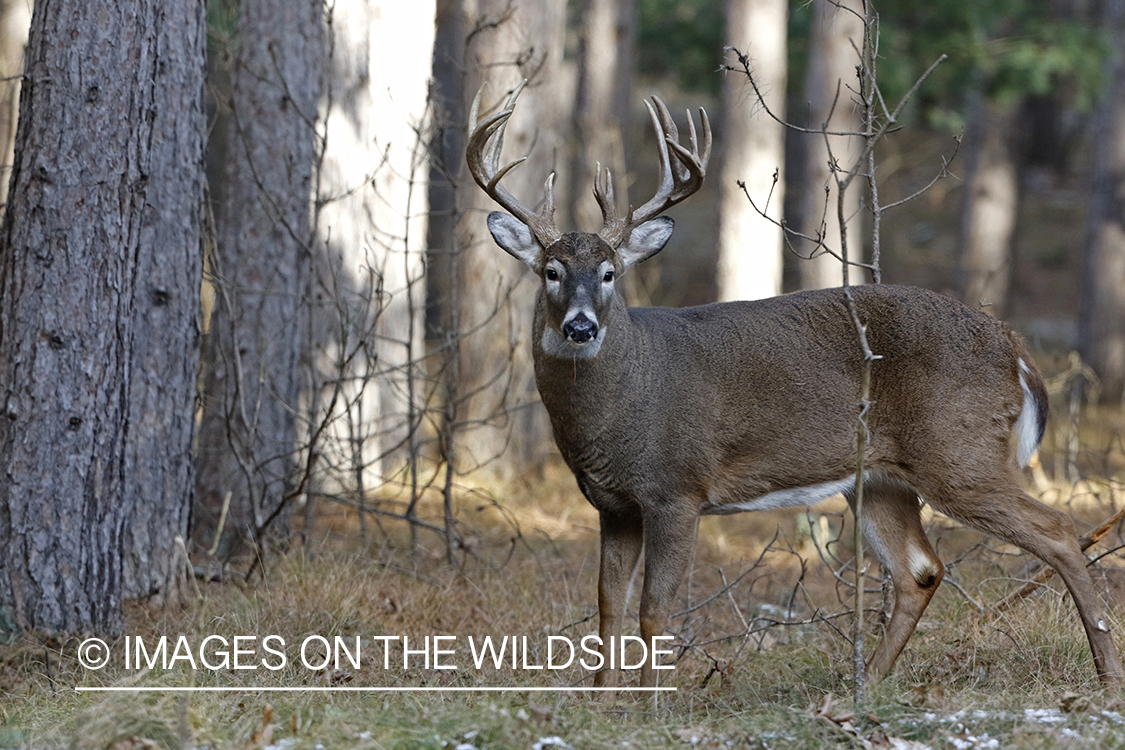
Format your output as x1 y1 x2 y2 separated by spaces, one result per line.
563 313 598 343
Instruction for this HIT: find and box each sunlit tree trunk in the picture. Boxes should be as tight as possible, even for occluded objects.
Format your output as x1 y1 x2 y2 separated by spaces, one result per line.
567 0 636 234
793 0 863 291
0 0 205 633
310 0 434 501
1080 0 1125 404
956 94 1020 316
194 0 321 556
717 0 788 301
0 0 30 207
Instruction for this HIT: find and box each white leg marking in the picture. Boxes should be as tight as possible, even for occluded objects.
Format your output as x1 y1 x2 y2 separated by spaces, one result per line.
907 544 941 587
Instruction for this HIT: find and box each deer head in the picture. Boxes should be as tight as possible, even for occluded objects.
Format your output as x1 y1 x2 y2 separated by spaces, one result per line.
467 81 711 358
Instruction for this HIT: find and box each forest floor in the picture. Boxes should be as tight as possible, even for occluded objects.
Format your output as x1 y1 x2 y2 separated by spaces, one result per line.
3 408 1125 749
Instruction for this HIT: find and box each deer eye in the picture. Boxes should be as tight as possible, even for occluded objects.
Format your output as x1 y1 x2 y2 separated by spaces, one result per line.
603 270 615 283
545 268 559 281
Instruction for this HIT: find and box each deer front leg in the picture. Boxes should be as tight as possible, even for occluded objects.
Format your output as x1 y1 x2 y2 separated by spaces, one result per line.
594 507 644 688
638 503 698 688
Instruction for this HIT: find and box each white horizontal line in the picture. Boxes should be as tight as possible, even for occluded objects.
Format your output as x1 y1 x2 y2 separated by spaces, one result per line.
75 686 676 693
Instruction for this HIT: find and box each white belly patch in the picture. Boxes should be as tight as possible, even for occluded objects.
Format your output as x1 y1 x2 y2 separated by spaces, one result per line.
702 476 857 515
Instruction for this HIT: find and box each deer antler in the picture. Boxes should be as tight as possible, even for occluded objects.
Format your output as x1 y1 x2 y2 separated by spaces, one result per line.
595 96 711 249
466 80 561 249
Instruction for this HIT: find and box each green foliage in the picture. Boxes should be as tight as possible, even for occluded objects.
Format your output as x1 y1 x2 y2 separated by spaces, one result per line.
638 0 726 95
634 0 1109 130
206 0 240 52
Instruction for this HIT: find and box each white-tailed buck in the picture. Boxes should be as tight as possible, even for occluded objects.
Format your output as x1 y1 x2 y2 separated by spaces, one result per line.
467 81 1124 688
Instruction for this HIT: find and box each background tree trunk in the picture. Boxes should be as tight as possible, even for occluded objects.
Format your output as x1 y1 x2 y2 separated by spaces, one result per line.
0 0 204 634
1079 0 1125 404
310 0 434 505
0 0 30 208
453 0 570 473
194 0 321 556
122 0 206 602
793 0 864 291
717 0 788 301
567 0 637 234
956 94 1020 316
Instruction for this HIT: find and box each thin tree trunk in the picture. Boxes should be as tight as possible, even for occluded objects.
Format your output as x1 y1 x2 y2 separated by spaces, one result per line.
194 0 321 557
956 94 1020 316
717 0 788 301
1079 0 1125 404
0 0 205 634
794 0 863 291
567 0 637 234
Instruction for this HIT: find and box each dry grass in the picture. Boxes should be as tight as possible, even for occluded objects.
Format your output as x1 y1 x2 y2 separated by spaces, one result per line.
3 411 1125 748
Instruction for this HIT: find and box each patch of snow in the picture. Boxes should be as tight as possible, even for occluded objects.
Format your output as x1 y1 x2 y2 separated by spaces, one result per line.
533 738 574 750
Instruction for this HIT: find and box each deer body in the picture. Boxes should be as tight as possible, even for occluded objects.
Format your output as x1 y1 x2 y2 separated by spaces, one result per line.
536 283 1023 519
468 83 1124 689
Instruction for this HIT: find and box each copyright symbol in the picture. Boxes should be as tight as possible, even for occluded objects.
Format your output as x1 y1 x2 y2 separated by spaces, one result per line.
78 637 110 670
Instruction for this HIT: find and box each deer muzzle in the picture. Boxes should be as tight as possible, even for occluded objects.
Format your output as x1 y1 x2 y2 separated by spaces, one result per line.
563 312 598 344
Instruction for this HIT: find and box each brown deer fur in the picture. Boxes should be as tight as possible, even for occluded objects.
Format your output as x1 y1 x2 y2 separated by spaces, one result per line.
468 85 1124 689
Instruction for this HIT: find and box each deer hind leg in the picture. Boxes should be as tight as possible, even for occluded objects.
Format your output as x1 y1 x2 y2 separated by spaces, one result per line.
931 478 1125 687
594 507 644 688
850 477 945 683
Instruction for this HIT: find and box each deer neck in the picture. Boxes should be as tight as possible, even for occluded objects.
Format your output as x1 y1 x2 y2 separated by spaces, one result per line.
531 291 638 433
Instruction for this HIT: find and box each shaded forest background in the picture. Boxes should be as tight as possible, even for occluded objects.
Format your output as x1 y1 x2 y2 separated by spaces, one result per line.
0 0 1123 636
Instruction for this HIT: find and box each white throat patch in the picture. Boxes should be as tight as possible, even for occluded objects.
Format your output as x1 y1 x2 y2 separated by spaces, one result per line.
541 325 606 359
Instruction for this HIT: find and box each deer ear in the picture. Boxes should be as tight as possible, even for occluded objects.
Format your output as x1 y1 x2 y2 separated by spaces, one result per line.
619 217 673 268
487 212 540 268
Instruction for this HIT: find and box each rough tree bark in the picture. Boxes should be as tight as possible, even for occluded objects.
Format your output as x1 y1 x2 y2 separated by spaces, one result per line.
311 0 434 500
956 94 1020 316
567 0 637 234
793 0 864 290
123 0 207 601
1079 0 1125 404
717 0 788 301
0 0 205 633
194 0 321 556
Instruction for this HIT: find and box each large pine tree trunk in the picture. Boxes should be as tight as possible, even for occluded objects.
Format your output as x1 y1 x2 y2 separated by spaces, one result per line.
123 0 206 601
1080 0 1125 404
793 0 863 291
717 0 788 301
194 0 321 556
310 0 434 503
956 95 1020 316
0 0 205 634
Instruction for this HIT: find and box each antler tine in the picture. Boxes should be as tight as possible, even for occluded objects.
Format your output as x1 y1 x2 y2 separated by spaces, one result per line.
466 79 561 248
593 162 618 223
643 98 674 205
593 161 632 248
668 106 712 182
595 162 616 208
609 95 709 239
